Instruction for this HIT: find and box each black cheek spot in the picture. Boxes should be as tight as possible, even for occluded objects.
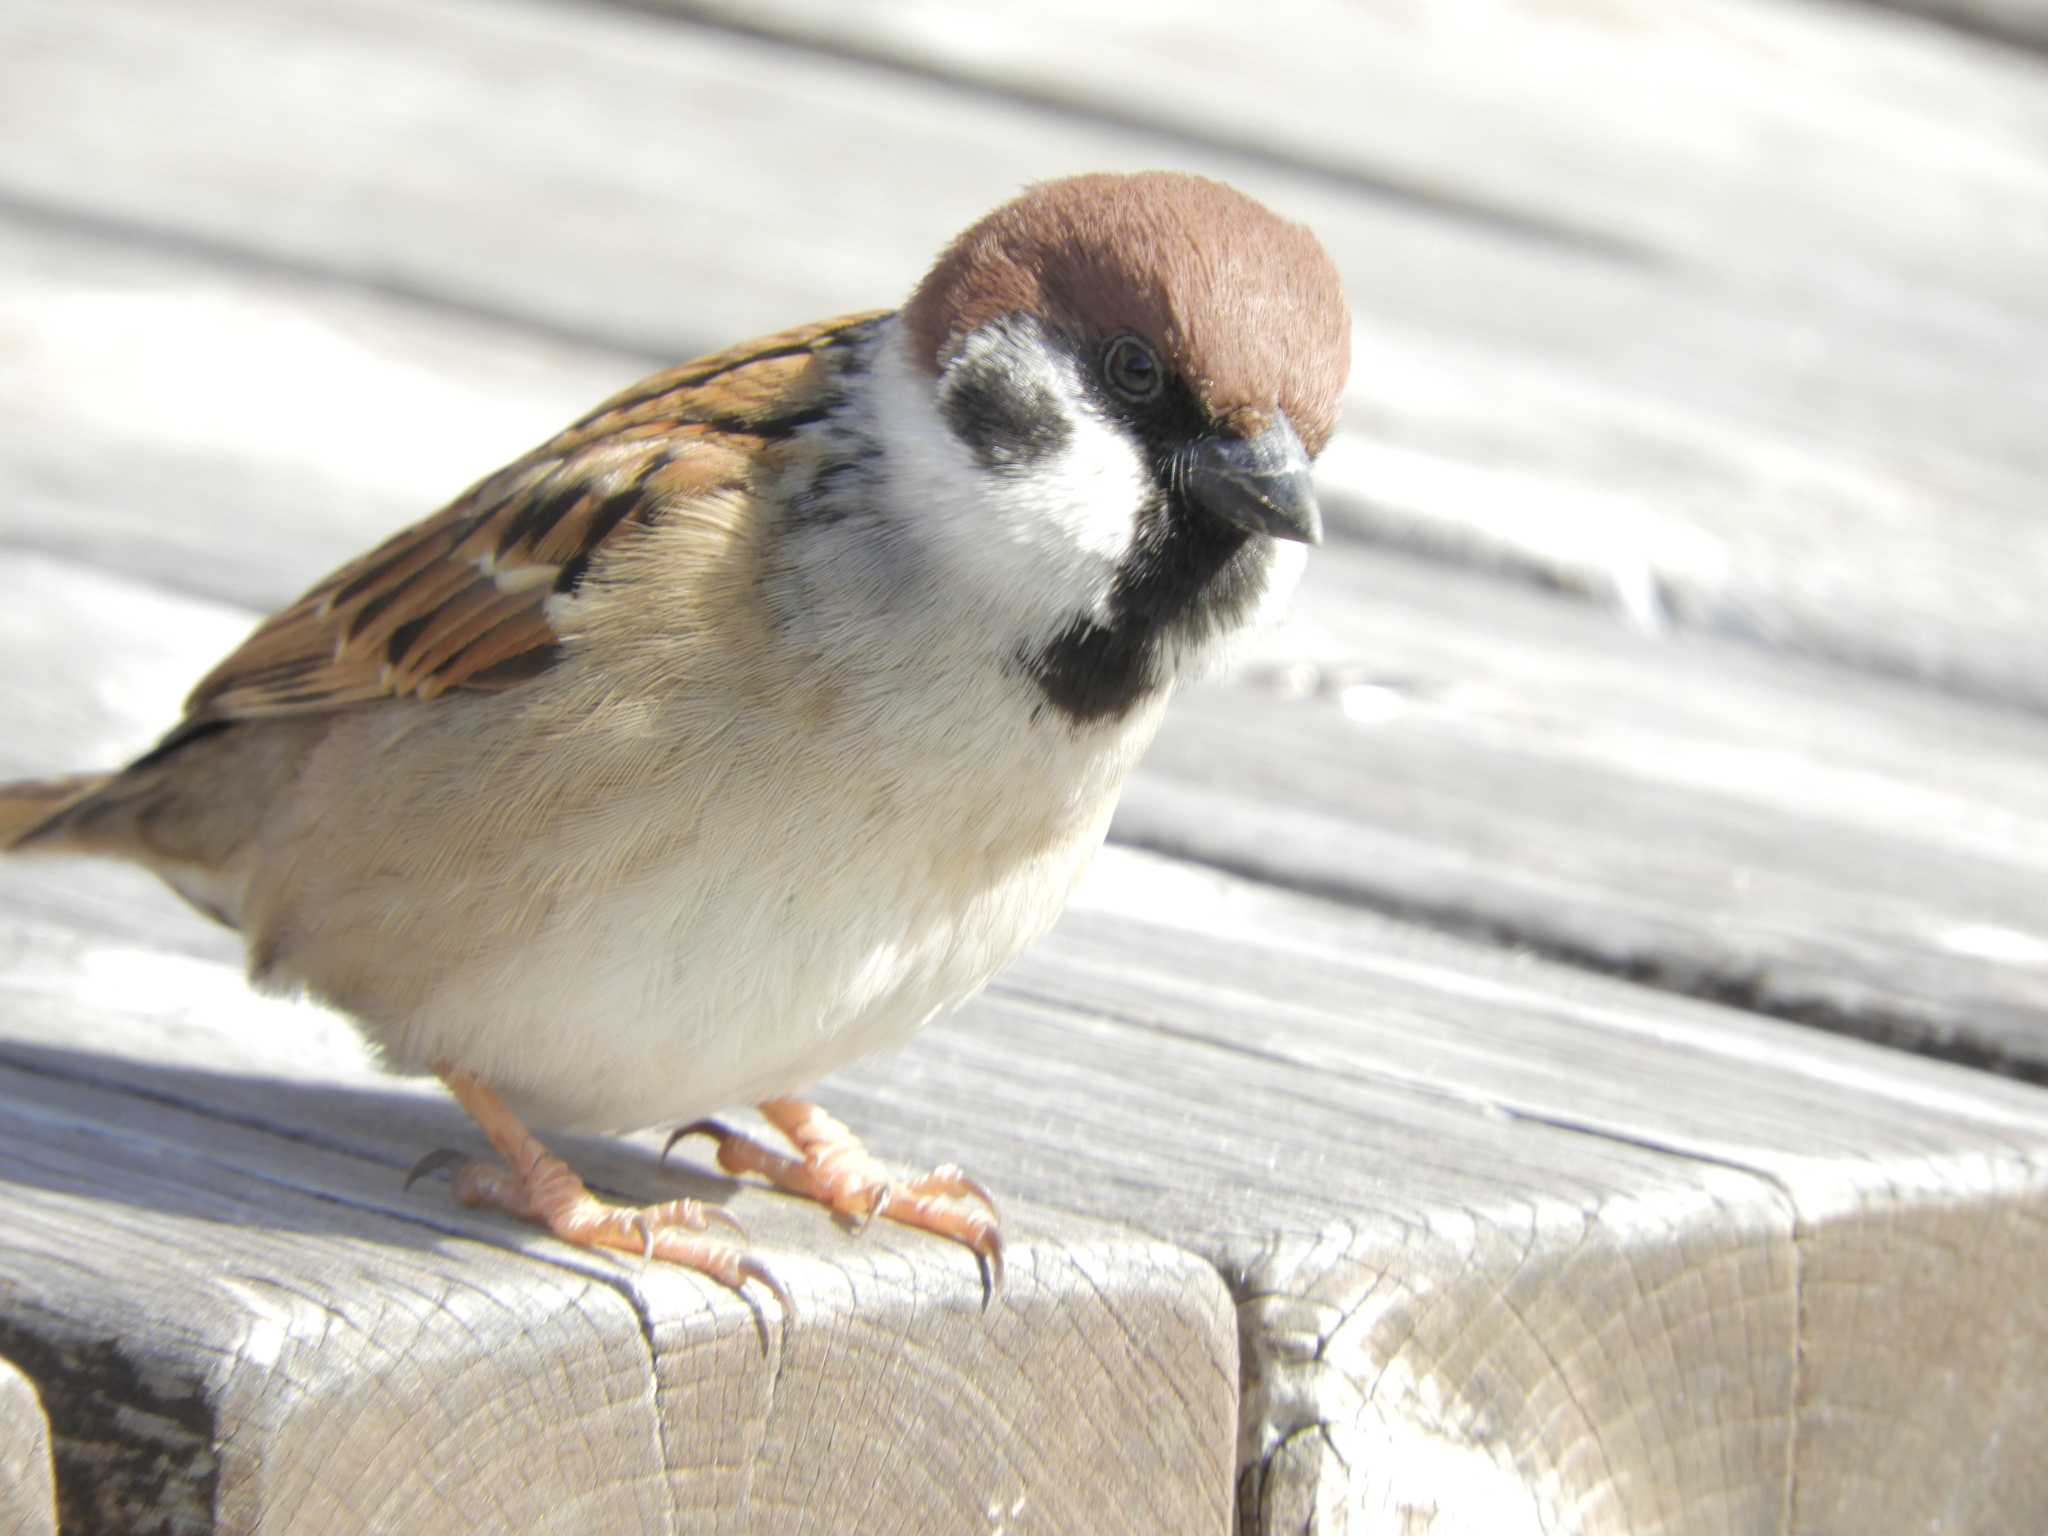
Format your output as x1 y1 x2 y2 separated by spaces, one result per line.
940 354 1072 473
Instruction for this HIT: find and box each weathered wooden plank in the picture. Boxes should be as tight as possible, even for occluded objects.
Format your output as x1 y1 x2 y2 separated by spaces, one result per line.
0 1358 56 1536
1128 540 2048 1072
0 904 1770 1536
10 834 2048 1533
0 979 1236 1535
971 854 2048 1535
0 1097 677 1536
5 0 2048 709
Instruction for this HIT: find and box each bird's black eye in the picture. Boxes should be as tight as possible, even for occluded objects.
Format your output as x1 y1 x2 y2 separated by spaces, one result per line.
1101 334 1164 404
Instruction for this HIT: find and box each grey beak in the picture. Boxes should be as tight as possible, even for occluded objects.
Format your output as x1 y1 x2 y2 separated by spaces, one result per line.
1183 413 1323 546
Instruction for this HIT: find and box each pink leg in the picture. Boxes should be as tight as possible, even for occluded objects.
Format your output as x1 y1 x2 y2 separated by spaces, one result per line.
415 1065 791 1317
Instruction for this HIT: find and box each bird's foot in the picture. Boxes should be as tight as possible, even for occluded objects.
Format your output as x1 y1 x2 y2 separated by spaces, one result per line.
667 1096 1004 1303
417 1066 792 1319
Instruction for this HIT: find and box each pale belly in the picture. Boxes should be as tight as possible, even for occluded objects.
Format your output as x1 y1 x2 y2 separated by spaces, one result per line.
331 707 1148 1131
414 795 1112 1131
243 636 1166 1132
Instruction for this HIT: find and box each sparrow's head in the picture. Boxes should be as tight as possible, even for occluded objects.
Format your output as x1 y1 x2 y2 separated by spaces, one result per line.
888 171 1351 725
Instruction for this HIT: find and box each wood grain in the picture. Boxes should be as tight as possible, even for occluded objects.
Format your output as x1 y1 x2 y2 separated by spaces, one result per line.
662 0 2048 308
961 857 2048 1534
0 1010 1235 1536
1131 541 2048 1074
11 834 2048 1532
0 209 641 613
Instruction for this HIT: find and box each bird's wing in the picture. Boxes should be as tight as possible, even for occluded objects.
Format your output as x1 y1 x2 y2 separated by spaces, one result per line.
182 311 888 722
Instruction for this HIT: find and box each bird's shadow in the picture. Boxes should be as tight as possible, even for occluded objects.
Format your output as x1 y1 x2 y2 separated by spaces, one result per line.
0 1035 758 1259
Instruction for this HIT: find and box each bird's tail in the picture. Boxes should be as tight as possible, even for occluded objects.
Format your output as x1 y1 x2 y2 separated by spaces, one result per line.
0 774 113 851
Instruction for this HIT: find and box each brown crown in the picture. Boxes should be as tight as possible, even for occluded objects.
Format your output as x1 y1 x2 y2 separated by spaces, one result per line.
902 171 1351 454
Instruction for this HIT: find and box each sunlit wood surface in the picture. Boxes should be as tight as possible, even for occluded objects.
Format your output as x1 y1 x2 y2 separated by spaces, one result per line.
5 1 2048 1531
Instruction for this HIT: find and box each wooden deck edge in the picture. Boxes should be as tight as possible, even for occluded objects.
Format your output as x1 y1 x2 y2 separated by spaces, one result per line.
0 1035 1239 1536
1221 1132 2048 1533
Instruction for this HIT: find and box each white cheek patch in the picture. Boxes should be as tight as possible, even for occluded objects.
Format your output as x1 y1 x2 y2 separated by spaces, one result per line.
968 392 1150 625
994 394 1152 569
867 325 1148 640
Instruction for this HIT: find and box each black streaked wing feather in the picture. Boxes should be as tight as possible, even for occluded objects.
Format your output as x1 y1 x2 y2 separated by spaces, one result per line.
183 311 887 720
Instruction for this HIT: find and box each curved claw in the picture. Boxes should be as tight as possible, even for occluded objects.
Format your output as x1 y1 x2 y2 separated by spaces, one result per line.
630 1213 657 1266
662 1119 733 1165
978 1228 1007 1312
740 1256 797 1331
403 1148 471 1192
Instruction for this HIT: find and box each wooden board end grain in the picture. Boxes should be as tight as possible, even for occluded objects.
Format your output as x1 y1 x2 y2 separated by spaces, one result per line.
956 852 2048 1534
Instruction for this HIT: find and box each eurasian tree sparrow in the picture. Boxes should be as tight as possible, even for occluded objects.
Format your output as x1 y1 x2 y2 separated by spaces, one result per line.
0 172 1351 1311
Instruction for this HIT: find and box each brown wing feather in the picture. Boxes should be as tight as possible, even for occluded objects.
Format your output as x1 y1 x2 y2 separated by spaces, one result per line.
184 311 887 721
